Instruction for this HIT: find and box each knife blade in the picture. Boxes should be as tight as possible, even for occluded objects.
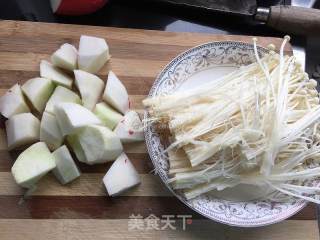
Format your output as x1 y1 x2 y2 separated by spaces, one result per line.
147 0 320 35
151 0 257 16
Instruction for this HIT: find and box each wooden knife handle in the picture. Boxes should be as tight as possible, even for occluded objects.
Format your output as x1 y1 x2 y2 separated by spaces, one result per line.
267 6 320 36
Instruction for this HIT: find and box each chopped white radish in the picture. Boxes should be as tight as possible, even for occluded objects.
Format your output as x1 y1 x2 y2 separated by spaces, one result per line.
94 102 123 130
51 43 78 71
6 113 40 150
114 111 144 142
74 70 104 110
67 134 87 163
78 125 123 165
40 60 73 89
54 102 102 136
103 153 140 196
103 71 129 114
52 145 81 184
11 142 56 188
40 112 63 150
45 86 81 114
0 84 30 118
78 35 110 74
22 77 55 113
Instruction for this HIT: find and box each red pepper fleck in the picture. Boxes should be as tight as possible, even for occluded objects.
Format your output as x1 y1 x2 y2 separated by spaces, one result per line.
129 130 134 135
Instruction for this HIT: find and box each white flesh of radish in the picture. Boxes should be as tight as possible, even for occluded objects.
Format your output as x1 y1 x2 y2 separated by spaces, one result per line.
0 84 30 118
40 112 63 150
103 153 140 196
54 102 102 136
52 145 81 184
103 71 129 114
78 35 110 74
11 142 56 188
51 43 78 71
21 77 55 113
6 113 40 150
74 70 104 110
94 102 123 130
114 110 144 142
40 60 73 89
78 125 123 164
45 86 81 114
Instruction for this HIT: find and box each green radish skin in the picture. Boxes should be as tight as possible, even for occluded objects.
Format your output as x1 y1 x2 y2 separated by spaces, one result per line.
51 43 78 72
40 60 73 89
21 77 55 113
94 102 123 130
45 86 81 114
6 113 40 150
103 153 140 196
74 70 104 110
40 112 63 151
0 84 30 118
67 133 87 163
11 142 56 188
52 145 81 184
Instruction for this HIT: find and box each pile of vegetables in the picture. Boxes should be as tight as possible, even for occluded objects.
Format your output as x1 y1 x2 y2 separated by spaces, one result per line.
144 36 320 203
0 35 143 196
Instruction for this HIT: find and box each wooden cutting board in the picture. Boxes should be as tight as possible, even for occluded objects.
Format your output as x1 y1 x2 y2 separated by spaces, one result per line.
0 20 318 240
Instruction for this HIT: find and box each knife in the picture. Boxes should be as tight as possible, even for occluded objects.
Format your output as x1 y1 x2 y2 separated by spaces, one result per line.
147 0 320 36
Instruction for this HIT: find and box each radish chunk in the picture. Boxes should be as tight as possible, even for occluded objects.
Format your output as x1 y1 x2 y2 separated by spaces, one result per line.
45 86 81 114
67 134 87 163
0 84 30 118
74 70 104 110
6 113 40 150
103 153 140 196
51 43 78 71
40 112 63 150
52 145 81 184
22 77 55 113
78 35 110 74
94 102 123 130
40 60 73 89
54 103 102 136
114 111 144 142
78 125 123 164
11 142 56 188
103 71 129 114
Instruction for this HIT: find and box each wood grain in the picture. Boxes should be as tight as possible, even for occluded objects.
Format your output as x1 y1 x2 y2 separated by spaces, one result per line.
0 21 292 51
0 220 318 240
0 151 153 173
0 173 171 196
0 52 166 78
0 20 317 239
0 196 315 220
